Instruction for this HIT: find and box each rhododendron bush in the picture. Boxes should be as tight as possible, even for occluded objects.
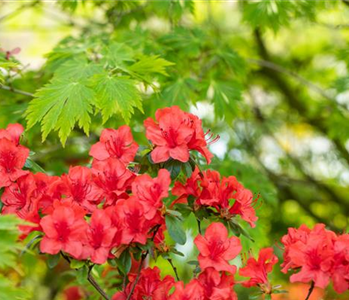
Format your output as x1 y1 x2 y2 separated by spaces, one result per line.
1 106 349 300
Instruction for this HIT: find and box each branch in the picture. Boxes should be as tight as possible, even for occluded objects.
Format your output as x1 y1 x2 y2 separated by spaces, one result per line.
167 258 180 281
253 28 349 166
305 281 315 300
126 252 147 300
247 57 336 103
0 85 34 97
0 0 39 23
60 252 110 300
88 268 110 300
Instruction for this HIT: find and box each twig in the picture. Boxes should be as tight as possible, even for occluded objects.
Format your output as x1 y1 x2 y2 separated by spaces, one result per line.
60 252 110 300
305 281 315 300
0 0 39 23
247 57 335 102
167 258 180 281
0 85 34 97
126 252 147 300
88 268 110 300
197 219 202 235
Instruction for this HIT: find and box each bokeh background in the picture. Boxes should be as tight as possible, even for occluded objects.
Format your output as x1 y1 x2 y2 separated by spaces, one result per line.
1 1 349 299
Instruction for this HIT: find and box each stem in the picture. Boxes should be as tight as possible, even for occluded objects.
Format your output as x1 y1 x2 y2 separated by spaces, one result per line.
60 252 110 300
0 85 34 97
167 258 180 281
87 269 110 300
126 252 147 300
197 219 202 235
305 281 315 300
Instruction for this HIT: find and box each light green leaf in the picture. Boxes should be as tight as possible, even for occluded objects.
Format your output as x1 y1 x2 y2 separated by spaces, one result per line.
165 214 187 245
211 80 242 119
91 73 143 124
128 55 174 80
26 77 94 145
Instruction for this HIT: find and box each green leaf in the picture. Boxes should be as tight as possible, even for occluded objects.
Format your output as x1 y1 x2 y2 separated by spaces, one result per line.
211 80 242 120
228 219 254 242
26 77 94 145
24 158 47 174
47 254 60 269
162 78 196 109
0 275 30 300
165 214 187 245
76 265 88 284
91 73 143 124
264 294 272 300
102 42 135 68
116 250 132 275
163 159 182 180
70 259 85 269
128 55 174 82
0 61 17 84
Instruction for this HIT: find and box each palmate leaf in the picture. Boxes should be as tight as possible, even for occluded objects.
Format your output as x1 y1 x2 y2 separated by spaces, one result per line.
127 54 174 84
26 77 94 145
211 80 242 120
91 73 143 124
0 275 30 300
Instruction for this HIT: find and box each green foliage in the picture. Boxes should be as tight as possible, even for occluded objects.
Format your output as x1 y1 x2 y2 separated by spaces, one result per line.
0 215 30 299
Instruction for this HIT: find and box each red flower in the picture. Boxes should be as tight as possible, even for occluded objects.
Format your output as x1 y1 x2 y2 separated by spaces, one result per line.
144 106 213 164
132 169 171 219
332 234 349 293
172 166 201 205
62 166 104 212
169 280 205 300
112 267 174 300
117 197 152 245
33 172 62 214
84 209 117 264
92 158 135 207
239 247 278 289
1 173 41 237
228 189 258 228
40 201 88 259
0 134 29 188
1 173 36 217
194 222 241 274
0 123 24 144
89 126 138 166
281 224 336 289
198 267 237 300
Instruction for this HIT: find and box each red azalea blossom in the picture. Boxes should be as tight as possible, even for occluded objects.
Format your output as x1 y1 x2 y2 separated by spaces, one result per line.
117 197 153 245
170 280 205 300
84 209 117 264
0 130 29 187
194 222 242 274
281 224 337 290
144 106 213 164
132 169 171 219
112 267 174 300
89 126 138 166
92 158 135 207
0 123 24 144
40 201 88 259
239 247 278 291
198 267 237 300
62 166 104 212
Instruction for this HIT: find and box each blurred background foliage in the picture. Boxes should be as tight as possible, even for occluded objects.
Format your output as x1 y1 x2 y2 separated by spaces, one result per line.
2 0 349 299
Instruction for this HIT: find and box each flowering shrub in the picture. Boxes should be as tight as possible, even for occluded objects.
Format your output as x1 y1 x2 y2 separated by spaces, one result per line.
0 106 348 299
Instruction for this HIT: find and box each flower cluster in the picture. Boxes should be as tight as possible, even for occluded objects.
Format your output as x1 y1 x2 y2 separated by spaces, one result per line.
2 106 349 300
281 223 349 293
114 223 240 300
173 167 258 227
144 106 214 164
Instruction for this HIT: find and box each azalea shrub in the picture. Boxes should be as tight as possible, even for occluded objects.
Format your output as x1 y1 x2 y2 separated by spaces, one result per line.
1 106 349 300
